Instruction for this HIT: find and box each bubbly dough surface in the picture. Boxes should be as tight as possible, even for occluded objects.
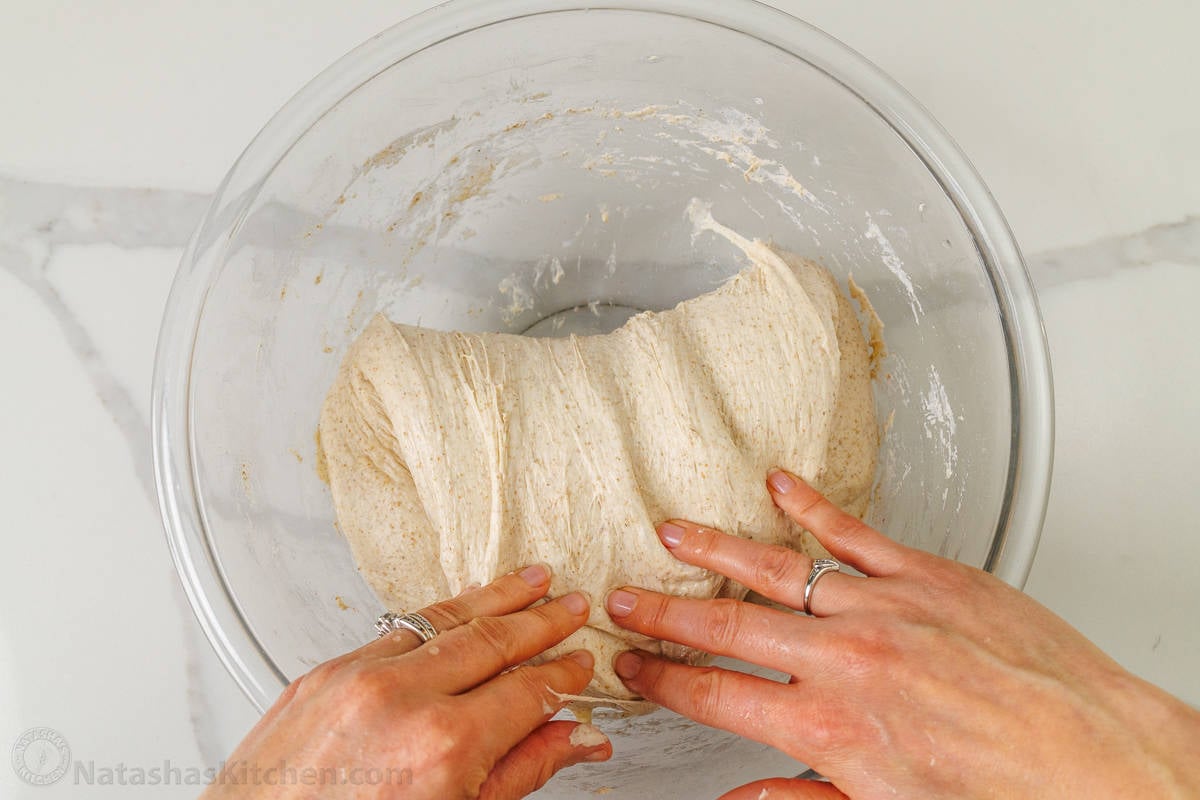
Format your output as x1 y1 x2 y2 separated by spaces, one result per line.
318 212 878 698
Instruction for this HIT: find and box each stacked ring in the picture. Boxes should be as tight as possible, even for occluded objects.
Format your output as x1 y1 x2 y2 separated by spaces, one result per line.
375 611 439 643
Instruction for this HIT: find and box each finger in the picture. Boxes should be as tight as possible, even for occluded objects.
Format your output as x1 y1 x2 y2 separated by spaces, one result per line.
401 591 591 693
367 564 553 657
718 778 848 800
606 587 809 675
477 720 611 800
467 650 598 760
655 520 860 615
767 469 909 577
612 650 799 748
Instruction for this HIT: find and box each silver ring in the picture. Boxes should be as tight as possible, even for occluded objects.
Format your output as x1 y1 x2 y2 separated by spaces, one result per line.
803 558 841 616
375 611 438 643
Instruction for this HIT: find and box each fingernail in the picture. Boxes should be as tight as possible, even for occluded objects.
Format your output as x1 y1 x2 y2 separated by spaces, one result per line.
657 522 686 548
613 651 643 680
518 564 550 586
566 649 594 670
606 589 638 617
558 591 589 615
570 724 611 760
767 469 796 494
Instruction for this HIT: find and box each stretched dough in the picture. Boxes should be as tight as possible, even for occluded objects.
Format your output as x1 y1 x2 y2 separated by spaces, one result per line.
317 211 877 698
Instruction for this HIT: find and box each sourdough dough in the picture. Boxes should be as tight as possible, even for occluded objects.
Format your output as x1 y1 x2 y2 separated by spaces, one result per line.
317 208 877 699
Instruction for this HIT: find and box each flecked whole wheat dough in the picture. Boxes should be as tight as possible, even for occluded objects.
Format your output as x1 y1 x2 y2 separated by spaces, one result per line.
317 209 878 700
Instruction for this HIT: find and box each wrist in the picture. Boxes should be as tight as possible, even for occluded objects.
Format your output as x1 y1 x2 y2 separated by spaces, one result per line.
1107 669 1200 796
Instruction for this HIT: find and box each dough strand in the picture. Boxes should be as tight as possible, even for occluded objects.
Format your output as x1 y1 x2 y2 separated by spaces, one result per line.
318 210 878 698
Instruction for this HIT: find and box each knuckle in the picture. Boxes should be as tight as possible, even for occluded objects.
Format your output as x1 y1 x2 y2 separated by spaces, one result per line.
804 697 857 754
836 618 898 673
921 559 979 598
305 657 350 689
622 652 668 702
816 618 892 676
531 597 566 624
689 528 723 562
685 667 731 722
825 515 868 545
636 593 671 634
409 702 465 762
529 757 560 791
423 597 470 630
701 599 745 652
752 545 804 592
334 663 397 710
465 615 517 662
788 491 826 523
275 674 306 706
871 581 924 619
529 599 574 639
510 664 546 695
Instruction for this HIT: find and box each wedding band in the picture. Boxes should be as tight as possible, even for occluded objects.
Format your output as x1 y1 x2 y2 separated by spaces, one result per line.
375 611 438 643
803 558 841 616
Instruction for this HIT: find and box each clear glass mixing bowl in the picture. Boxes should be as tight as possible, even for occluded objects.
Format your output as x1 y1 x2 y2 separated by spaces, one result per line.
153 1 1053 795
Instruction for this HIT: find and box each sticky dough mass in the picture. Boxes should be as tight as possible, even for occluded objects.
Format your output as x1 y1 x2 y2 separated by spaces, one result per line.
317 214 878 699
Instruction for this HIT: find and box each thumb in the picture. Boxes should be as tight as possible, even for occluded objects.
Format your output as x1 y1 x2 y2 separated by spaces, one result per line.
478 720 612 800
718 777 849 800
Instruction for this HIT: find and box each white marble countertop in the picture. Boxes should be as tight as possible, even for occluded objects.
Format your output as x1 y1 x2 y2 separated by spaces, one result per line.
2 1 1197 796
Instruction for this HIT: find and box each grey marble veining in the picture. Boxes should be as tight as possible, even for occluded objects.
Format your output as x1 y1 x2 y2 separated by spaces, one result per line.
0 175 245 766
0 177 207 499
1028 213 1200 290
0 176 208 248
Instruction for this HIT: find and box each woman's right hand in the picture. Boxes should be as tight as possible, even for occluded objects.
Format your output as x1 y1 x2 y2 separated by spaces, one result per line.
605 469 1200 799
203 565 611 800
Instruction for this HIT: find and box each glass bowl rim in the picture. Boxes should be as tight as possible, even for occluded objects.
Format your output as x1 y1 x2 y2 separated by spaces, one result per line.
152 0 1054 713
